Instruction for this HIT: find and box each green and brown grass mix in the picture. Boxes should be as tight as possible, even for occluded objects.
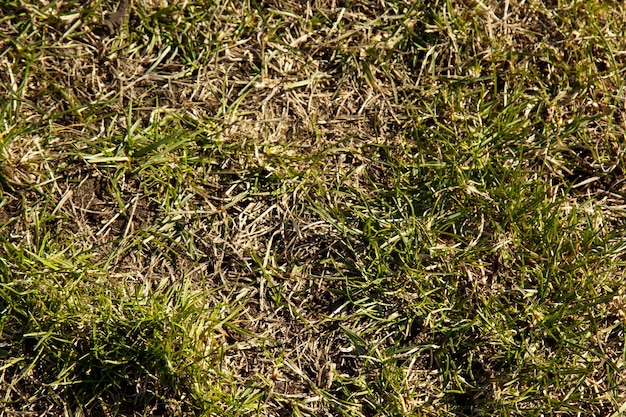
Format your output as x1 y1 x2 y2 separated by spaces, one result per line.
1 0 626 415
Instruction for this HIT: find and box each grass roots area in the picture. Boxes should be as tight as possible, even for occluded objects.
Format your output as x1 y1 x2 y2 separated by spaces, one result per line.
1 0 626 416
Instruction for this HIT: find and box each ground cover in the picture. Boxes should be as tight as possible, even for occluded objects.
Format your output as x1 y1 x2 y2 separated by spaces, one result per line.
1 0 626 415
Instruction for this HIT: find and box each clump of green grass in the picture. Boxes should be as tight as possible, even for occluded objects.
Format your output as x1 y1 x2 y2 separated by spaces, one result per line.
0 239 235 415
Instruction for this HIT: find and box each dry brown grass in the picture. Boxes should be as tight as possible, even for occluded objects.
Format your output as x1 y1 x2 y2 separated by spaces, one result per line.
1 0 626 416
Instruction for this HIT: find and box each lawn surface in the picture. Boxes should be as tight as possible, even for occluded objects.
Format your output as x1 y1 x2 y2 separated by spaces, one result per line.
1 0 626 416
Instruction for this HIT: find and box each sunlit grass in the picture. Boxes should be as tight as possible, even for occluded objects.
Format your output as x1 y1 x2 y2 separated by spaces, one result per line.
1 0 626 415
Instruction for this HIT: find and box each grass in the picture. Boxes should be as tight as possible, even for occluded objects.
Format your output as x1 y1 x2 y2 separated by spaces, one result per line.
1 0 626 415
